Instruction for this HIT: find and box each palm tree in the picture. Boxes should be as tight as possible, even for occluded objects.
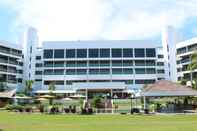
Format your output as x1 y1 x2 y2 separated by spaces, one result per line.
25 80 34 96
0 82 8 92
48 82 56 105
188 51 197 88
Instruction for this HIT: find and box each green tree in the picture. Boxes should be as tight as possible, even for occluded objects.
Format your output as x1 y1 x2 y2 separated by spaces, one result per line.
0 82 8 92
25 80 34 96
188 51 197 88
91 96 102 108
48 82 56 105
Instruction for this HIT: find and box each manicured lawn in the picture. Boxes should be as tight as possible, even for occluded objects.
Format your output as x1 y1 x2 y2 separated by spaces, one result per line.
0 111 197 131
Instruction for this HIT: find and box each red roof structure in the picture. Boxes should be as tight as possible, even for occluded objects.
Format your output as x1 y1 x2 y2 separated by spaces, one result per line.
141 80 197 97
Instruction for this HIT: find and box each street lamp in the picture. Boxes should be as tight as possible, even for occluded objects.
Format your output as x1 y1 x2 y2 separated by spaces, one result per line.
130 93 135 111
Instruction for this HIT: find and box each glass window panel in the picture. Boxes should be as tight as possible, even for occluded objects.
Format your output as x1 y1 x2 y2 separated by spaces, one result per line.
123 48 133 57
77 49 87 58
146 60 155 66
89 49 99 58
146 68 156 74
76 61 87 67
157 69 165 74
134 48 145 57
44 50 53 59
89 69 99 74
112 60 122 67
54 69 64 75
76 69 87 75
54 49 64 58
135 68 145 74
66 69 75 75
135 60 145 66
123 60 133 66
44 69 53 75
66 61 76 67
100 69 110 74
100 61 110 67
100 49 110 58
112 49 122 57
112 68 122 74
146 48 156 57
123 68 133 74
54 61 64 67
66 49 75 58
89 61 99 67
44 61 53 67
157 62 164 66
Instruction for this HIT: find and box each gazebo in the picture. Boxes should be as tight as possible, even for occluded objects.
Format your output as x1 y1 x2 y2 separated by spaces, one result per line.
141 80 197 112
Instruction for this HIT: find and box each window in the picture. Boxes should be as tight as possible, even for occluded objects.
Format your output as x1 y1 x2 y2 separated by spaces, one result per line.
89 61 99 67
100 49 110 57
89 69 99 74
112 68 122 74
123 60 133 66
35 63 42 67
135 79 155 84
135 68 145 74
100 61 110 67
44 50 53 59
112 49 122 57
157 62 164 66
100 69 110 74
77 49 87 58
135 60 145 66
76 69 87 75
35 71 42 75
54 61 64 67
157 69 165 74
112 60 122 67
146 68 156 74
76 61 87 67
146 48 156 57
54 49 64 58
35 79 42 82
66 69 75 75
54 69 64 75
66 49 75 58
44 61 53 67
66 61 75 67
89 49 99 58
146 60 155 66
36 56 41 60
134 48 145 57
44 69 53 75
158 55 164 58
123 48 133 57
123 68 133 74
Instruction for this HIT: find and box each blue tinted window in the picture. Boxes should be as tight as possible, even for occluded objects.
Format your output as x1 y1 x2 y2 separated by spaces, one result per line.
54 49 64 58
77 49 87 58
135 68 145 74
146 48 156 57
123 48 133 57
89 49 99 58
100 49 110 57
134 48 145 57
44 50 53 59
112 49 122 57
66 49 75 58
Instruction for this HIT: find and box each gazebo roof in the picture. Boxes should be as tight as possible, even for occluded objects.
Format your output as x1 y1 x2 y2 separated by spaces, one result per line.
0 89 16 98
141 80 197 97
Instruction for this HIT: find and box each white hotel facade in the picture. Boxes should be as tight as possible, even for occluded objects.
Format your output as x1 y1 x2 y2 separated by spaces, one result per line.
0 27 196 97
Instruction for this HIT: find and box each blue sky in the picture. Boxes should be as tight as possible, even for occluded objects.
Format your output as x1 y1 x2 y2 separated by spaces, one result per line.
1 0 197 45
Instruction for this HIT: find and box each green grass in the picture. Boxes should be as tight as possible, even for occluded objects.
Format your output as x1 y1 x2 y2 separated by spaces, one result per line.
0 111 197 131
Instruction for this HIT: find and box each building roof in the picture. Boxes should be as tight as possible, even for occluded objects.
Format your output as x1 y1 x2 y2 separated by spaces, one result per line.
0 89 16 98
141 80 197 97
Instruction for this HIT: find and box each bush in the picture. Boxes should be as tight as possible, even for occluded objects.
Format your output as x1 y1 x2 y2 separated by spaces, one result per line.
91 96 102 108
6 104 24 111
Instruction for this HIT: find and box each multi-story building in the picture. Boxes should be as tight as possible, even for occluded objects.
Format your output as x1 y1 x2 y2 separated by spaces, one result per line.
0 41 23 89
2 26 197 97
176 38 197 82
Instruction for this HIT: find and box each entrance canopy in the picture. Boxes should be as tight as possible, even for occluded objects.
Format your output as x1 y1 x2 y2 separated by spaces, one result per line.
73 82 126 90
0 89 16 98
141 80 197 97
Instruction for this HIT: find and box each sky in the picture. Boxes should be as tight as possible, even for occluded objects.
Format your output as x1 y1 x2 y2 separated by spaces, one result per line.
1 0 197 45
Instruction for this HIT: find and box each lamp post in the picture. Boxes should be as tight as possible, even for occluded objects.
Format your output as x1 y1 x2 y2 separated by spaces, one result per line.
130 93 135 110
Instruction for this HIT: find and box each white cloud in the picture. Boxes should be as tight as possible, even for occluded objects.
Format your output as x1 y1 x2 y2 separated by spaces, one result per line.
2 0 197 42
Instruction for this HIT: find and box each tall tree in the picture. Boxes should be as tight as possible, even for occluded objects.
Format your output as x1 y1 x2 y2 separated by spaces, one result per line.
188 51 197 88
25 80 34 96
0 82 8 92
48 82 56 105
